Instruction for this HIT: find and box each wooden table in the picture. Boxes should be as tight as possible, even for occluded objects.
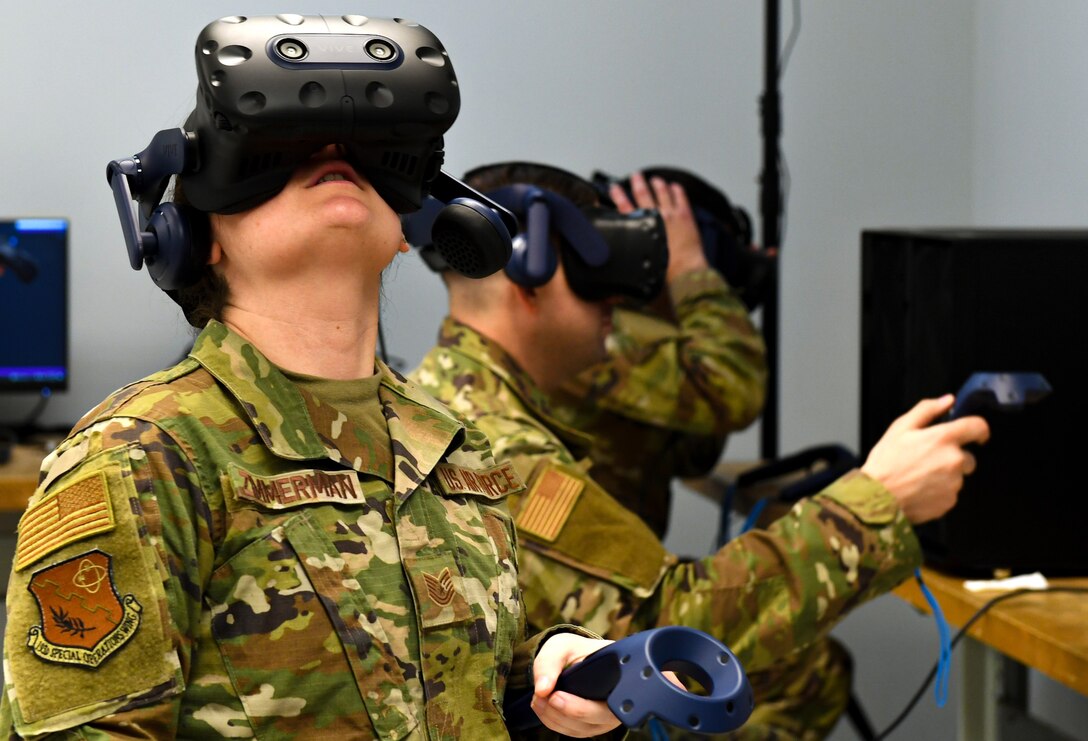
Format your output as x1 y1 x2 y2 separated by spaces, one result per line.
684 465 1088 738
0 443 43 513
894 566 1088 740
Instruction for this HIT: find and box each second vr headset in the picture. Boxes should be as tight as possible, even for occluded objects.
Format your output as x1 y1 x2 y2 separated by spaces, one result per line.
106 14 516 291
593 167 774 311
405 184 668 303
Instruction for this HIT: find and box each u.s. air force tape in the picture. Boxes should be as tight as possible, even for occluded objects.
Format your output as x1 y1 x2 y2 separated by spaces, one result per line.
432 461 525 500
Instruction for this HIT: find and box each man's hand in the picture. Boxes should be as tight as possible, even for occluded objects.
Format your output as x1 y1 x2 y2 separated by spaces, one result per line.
861 395 990 523
531 633 622 737
610 172 709 282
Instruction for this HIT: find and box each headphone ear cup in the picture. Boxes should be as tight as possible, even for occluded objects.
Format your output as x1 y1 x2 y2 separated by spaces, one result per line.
503 233 531 286
145 202 210 291
504 196 556 287
431 198 512 278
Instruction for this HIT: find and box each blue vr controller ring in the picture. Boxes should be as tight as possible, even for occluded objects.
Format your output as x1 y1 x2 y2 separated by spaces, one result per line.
949 371 1052 419
505 625 752 734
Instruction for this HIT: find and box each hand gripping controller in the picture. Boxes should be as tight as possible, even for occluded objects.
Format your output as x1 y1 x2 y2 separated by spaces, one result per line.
949 372 1052 420
504 626 753 735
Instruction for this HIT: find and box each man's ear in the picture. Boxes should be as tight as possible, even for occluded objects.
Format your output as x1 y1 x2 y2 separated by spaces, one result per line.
512 282 539 314
207 240 223 266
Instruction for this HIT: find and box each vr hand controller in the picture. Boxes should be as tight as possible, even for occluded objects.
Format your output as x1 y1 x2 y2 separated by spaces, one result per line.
106 14 516 290
504 626 753 735
949 372 1052 420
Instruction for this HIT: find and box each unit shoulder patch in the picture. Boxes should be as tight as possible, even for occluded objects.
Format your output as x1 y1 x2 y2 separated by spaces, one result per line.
25 549 141 668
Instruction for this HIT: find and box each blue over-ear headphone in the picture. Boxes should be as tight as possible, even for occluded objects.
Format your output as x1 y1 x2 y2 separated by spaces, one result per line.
485 185 608 287
404 179 668 302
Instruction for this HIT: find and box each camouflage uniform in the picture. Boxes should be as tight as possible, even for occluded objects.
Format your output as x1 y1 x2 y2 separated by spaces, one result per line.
549 269 766 536
412 317 924 737
549 270 854 739
1 319 568 740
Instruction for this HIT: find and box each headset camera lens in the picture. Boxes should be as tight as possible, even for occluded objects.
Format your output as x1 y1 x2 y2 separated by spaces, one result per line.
276 39 307 60
365 39 395 61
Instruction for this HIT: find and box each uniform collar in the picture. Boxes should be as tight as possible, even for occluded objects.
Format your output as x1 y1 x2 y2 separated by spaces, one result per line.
191 320 465 500
434 317 594 452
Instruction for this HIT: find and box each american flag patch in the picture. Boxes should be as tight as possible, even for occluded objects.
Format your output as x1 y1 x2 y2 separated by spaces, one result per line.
15 471 115 572
515 465 584 542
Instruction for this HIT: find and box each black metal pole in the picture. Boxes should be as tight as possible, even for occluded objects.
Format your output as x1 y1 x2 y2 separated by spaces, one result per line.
759 0 783 461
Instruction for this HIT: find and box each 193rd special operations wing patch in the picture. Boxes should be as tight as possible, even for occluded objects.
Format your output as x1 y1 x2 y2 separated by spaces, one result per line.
26 550 141 668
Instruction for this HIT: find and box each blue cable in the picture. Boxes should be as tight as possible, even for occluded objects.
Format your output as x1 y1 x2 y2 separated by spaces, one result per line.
913 567 952 707
648 717 669 741
739 497 770 535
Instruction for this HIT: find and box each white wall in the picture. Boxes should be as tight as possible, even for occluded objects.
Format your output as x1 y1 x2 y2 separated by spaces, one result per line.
2 2 1086 738
972 1 1088 224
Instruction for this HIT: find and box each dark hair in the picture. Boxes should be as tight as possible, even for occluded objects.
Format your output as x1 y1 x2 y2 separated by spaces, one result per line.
168 179 227 328
463 161 600 210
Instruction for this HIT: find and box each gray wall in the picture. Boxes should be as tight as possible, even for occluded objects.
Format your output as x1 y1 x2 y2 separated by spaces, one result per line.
2 2 1086 738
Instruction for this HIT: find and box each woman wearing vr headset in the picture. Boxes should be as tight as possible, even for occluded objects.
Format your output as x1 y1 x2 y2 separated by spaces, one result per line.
0 16 620 741
413 161 989 741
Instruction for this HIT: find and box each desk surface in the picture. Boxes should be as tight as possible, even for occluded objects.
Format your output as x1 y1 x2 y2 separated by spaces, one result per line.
0 444 43 512
894 566 1088 697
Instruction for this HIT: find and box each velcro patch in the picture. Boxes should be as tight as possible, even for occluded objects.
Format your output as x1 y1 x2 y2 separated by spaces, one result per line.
26 549 141 668
229 464 365 509
433 461 525 500
423 567 456 607
15 471 115 572
406 553 473 628
515 465 584 542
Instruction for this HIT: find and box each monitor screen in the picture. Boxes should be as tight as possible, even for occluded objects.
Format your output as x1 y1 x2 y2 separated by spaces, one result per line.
0 218 69 392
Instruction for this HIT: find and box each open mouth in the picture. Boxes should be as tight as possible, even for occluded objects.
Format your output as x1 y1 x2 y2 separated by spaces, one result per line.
309 162 361 187
316 172 352 185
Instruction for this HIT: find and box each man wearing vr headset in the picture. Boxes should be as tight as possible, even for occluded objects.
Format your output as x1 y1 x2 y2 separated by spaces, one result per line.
538 168 852 739
0 16 621 740
412 161 990 739
551 168 768 539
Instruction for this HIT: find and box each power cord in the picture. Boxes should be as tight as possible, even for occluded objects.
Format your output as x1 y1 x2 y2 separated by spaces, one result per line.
874 585 1088 739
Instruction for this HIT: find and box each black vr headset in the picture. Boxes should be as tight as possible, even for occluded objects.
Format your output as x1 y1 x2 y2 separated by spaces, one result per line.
593 167 773 311
404 180 668 303
106 14 516 291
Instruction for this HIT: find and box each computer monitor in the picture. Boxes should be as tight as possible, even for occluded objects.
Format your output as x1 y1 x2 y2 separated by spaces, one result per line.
0 218 69 393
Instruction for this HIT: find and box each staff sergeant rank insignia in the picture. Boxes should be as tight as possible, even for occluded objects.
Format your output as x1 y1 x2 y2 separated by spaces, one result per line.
26 550 141 668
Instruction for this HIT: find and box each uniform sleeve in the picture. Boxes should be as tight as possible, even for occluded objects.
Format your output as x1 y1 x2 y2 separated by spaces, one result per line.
1 419 214 738
650 470 922 671
511 463 921 676
506 624 603 697
568 269 767 437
